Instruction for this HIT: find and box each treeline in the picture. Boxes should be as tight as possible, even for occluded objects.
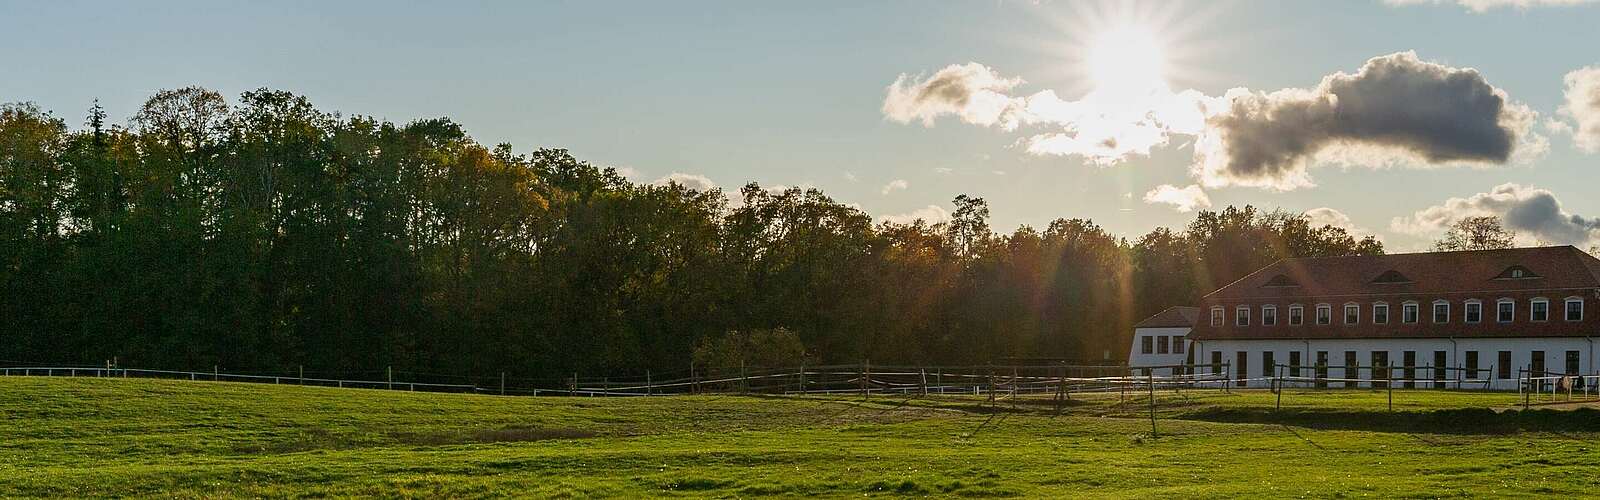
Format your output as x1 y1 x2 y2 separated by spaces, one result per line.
0 88 1383 379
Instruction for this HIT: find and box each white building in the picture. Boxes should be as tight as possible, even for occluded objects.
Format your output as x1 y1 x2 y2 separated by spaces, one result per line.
1127 306 1197 377
1177 246 1600 389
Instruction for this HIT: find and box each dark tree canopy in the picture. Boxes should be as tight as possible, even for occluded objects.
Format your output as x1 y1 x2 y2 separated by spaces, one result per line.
0 88 1385 381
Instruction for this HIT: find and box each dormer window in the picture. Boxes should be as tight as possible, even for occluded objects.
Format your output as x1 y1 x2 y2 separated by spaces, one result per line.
1497 299 1515 323
1236 306 1250 326
1343 303 1359 325
1465 300 1482 323
1262 305 1278 326
1371 270 1414 284
1315 304 1332 325
1432 300 1450 324
1288 305 1304 325
1210 307 1224 327
1262 274 1299 288
1373 302 1390 324
1402 302 1419 324
1567 297 1585 322
1494 266 1541 280
1531 298 1550 322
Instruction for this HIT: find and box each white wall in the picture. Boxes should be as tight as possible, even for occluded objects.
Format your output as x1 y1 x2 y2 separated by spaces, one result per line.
1190 337 1599 390
1128 326 1193 377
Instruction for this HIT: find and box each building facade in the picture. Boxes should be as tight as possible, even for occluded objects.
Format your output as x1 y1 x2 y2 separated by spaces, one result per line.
1127 306 1197 376
1179 246 1600 389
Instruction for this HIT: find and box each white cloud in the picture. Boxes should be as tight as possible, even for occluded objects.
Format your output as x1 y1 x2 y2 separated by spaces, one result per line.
991 170 1007 176
1385 0 1597 12
881 179 909 195
843 171 859 182
614 166 642 180
653 172 717 192
883 62 1025 129
1142 184 1212 212
1391 183 1600 247
1558 66 1600 153
933 167 954 174
1305 207 1383 241
879 205 952 225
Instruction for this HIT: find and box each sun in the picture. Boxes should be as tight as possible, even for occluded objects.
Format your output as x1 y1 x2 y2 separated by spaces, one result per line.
1084 23 1168 93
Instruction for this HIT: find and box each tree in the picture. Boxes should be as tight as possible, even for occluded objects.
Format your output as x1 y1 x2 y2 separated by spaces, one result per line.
1433 216 1516 251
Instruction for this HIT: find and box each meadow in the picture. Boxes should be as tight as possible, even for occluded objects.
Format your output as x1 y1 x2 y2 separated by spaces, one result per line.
2 377 1598 498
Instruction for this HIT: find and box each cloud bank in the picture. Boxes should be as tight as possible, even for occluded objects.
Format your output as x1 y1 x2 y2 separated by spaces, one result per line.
1142 184 1212 212
1558 66 1600 153
1385 0 1598 12
885 52 1542 191
653 172 718 192
879 205 952 225
1391 183 1600 247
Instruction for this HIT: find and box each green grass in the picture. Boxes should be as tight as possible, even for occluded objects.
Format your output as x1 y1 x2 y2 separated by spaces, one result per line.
2 378 1599 498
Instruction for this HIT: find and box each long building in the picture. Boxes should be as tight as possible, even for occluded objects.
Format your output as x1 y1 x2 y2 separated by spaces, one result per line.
1129 246 1600 389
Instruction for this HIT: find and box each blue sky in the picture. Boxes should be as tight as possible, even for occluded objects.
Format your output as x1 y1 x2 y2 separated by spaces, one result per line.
4 0 1599 250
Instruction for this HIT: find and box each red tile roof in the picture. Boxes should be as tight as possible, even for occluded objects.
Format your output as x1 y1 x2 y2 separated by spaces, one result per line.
1134 306 1199 329
1189 246 1600 341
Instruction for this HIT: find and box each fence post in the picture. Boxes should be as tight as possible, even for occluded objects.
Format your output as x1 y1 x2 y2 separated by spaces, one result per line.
299 365 304 385
919 368 928 397
1275 365 1283 411
646 370 652 396
691 363 698 395
1148 371 1157 437
212 365 218 382
500 371 506 396
799 363 807 395
387 366 393 391
740 360 748 394
1388 372 1394 412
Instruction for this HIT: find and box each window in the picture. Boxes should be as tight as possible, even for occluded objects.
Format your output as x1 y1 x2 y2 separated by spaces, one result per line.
1316 304 1332 325
1344 304 1359 325
1210 307 1223 327
1373 303 1390 324
1236 306 1250 326
1140 336 1153 354
1402 302 1419 324
1567 350 1580 375
1289 351 1302 377
1432 301 1449 324
1566 297 1584 322
1531 298 1549 322
1262 351 1275 377
1172 337 1184 354
1157 336 1169 354
1211 351 1222 374
1532 351 1546 377
1262 306 1278 326
1465 301 1482 323
1497 299 1515 323
1464 351 1479 379
1497 351 1512 380
1289 305 1305 325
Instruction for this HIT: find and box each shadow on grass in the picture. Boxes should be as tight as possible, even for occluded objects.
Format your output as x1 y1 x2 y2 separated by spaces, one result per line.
1182 407 1600 434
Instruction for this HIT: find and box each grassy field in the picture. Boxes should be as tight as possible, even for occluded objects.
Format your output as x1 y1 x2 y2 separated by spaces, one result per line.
2 377 1599 498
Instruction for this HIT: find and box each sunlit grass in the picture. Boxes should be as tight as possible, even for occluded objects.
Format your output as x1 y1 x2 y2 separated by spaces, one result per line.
1 377 1597 497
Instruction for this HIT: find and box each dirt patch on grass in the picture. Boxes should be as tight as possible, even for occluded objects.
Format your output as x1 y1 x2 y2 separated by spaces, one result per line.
1182 407 1600 434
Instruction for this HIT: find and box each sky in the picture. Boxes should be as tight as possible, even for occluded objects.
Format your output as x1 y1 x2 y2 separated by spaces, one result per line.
4 0 1600 251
